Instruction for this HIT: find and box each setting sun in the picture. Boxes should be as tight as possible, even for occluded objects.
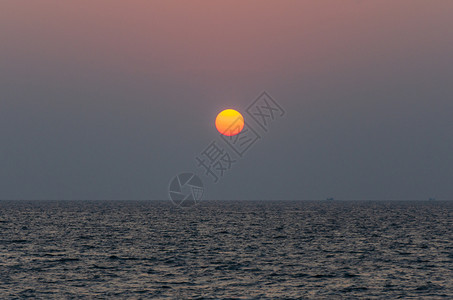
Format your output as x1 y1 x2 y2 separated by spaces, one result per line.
215 109 244 136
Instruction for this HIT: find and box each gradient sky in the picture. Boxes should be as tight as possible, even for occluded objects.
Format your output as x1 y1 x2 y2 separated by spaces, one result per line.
1 1 452 200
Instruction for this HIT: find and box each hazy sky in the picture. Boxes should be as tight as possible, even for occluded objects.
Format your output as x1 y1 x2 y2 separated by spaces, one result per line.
1 1 452 200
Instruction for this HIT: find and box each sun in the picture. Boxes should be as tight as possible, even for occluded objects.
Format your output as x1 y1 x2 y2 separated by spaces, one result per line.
215 109 244 136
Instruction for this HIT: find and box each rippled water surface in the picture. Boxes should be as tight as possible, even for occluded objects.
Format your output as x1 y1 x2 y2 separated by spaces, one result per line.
0 200 452 299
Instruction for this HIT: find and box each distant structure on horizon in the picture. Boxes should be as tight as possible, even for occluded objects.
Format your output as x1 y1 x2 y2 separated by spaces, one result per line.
326 197 334 201
428 197 436 201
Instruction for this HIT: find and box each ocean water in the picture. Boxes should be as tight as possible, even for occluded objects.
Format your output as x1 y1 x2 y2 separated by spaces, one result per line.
0 200 452 299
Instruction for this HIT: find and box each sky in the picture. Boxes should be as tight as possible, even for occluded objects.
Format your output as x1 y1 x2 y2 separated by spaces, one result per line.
1 1 452 200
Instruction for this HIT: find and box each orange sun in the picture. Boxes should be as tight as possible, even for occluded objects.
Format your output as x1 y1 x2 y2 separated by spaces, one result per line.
215 109 244 136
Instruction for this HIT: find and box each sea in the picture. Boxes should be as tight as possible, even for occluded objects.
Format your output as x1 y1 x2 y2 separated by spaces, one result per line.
0 200 452 299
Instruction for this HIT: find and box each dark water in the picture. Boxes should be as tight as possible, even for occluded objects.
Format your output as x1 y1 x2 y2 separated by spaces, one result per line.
0 201 452 299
